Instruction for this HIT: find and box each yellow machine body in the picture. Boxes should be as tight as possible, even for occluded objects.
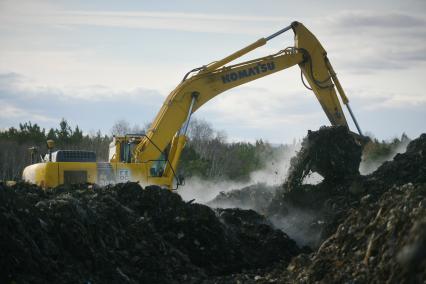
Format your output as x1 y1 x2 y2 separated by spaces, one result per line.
23 135 184 188
23 21 362 189
23 162 98 188
22 162 172 188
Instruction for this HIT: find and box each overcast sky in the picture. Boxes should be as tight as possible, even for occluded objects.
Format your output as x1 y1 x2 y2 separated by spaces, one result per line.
1 0 425 143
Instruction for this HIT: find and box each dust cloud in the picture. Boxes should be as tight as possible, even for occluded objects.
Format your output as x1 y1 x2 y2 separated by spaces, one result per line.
269 207 322 248
177 143 300 204
177 134 411 249
177 177 250 204
359 139 410 174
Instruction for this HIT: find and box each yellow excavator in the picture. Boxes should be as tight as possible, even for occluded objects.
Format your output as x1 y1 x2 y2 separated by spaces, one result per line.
23 21 363 189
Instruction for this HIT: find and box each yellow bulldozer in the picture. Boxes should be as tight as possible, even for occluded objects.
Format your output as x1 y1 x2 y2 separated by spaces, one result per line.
23 21 363 189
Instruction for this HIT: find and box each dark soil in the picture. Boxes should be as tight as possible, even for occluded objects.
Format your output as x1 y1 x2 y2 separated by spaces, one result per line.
366 133 426 189
0 182 300 284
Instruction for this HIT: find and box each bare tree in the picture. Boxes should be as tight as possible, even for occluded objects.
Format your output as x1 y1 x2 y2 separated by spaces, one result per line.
187 119 215 157
187 119 214 141
111 119 131 136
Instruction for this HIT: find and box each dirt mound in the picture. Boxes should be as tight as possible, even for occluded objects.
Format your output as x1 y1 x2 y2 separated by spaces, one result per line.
0 182 300 283
368 133 426 187
264 183 426 283
207 183 277 213
213 184 426 284
216 208 299 268
208 132 426 283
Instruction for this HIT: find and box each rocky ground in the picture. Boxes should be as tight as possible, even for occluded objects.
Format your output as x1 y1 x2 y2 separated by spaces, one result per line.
1 127 425 283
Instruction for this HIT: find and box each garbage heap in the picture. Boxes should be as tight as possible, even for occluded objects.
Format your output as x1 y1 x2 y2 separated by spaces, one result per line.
207 129 426 283
0 182 300 284
278 183 426 284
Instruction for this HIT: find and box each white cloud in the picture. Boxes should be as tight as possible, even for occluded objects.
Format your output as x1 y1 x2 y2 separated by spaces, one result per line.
0 72 165 102
350 89 426 111
327 10 425 29
0 100 57 122
199 87 326 130
0 2 289 36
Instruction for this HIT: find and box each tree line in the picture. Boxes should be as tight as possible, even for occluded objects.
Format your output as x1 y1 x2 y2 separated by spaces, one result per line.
0 120 110 180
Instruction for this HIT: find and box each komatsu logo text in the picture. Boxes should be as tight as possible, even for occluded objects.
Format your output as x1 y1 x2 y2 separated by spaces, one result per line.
221 62 276 84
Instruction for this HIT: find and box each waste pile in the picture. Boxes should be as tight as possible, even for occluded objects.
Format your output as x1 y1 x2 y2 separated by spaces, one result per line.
276 183 426 284
207 183 277 213
0 182 300 284
206 128 426 283
365 133 426 190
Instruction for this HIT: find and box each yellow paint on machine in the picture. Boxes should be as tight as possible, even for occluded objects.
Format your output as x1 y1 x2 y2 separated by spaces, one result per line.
23 162 97 187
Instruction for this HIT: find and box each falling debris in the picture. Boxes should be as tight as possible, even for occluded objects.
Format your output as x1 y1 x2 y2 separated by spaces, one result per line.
283 126 362 191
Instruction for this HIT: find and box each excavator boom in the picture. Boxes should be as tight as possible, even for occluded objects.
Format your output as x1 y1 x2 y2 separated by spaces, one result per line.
23 21 362 189
133 21 361 188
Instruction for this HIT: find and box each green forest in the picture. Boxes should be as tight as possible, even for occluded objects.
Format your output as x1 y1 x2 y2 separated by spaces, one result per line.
0 119 410 182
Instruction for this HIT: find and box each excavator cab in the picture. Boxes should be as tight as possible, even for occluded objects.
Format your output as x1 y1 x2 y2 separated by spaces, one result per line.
110 134 167 178
109 135 144 163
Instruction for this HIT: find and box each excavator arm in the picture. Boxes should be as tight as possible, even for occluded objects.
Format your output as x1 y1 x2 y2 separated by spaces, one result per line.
133 21 362 188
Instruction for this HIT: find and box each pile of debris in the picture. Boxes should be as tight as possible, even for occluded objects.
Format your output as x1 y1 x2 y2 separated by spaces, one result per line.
206 127 426 283
0 182 300 283
366 133 426 189
277 183 426 283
